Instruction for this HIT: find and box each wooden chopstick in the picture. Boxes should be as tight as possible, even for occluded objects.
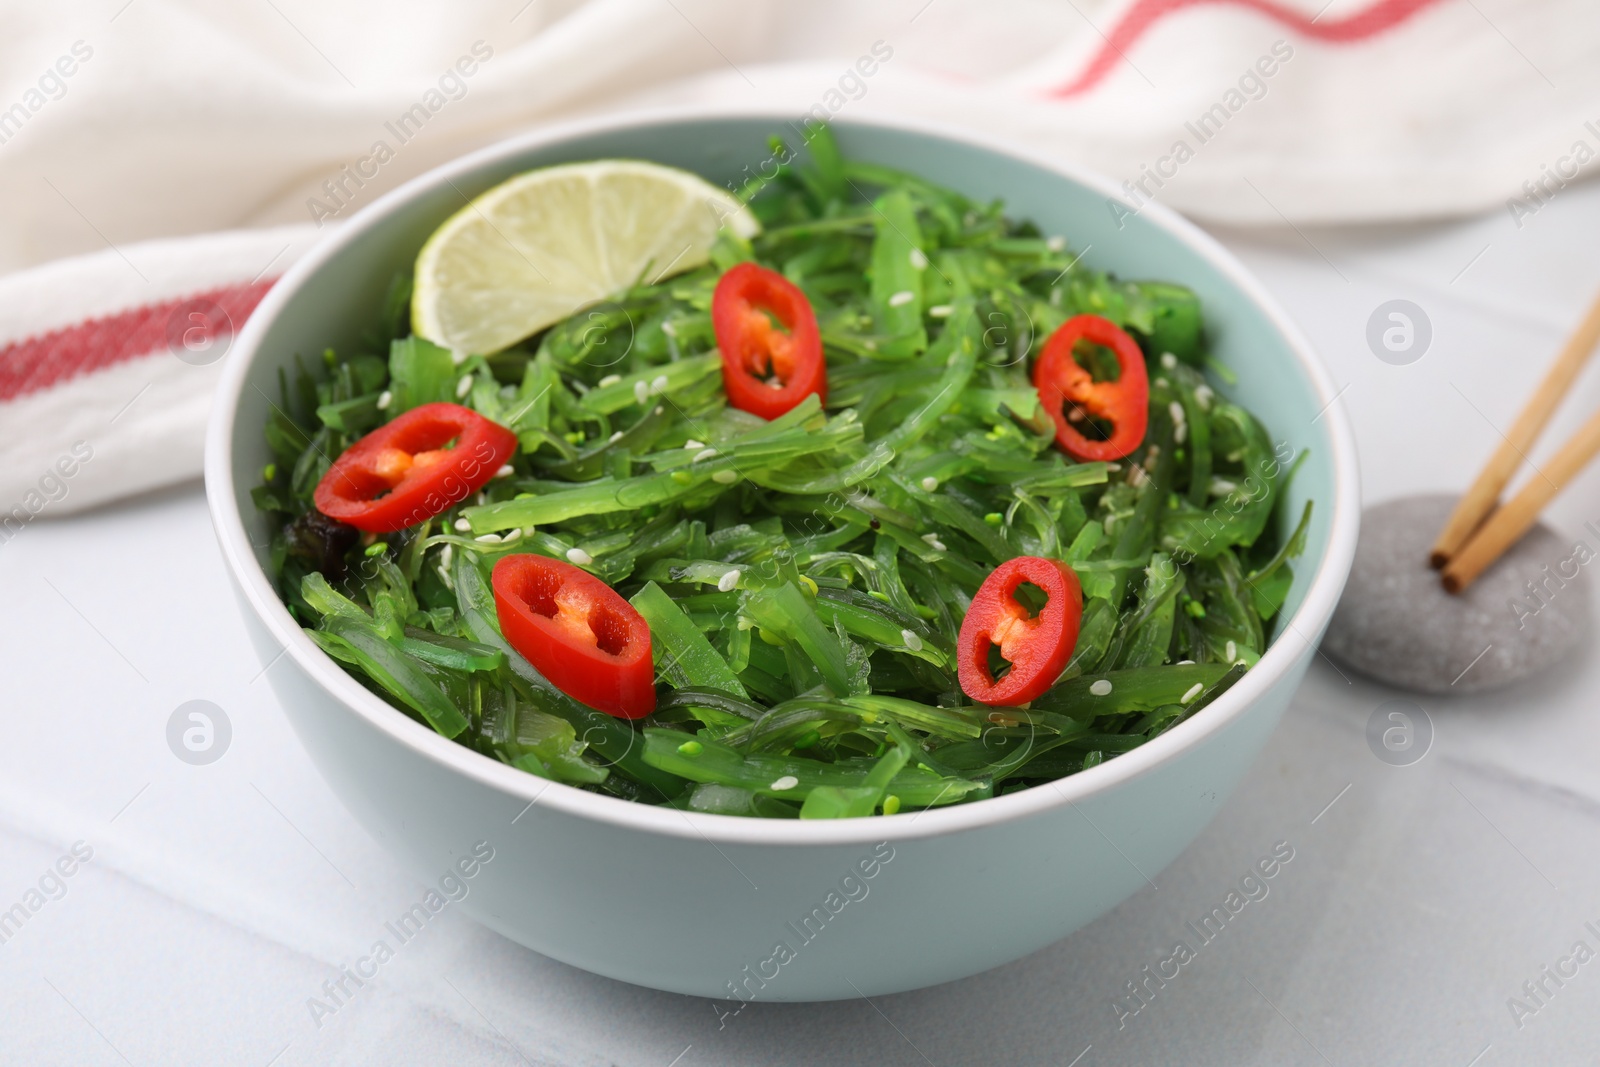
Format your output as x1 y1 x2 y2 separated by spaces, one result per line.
1429 289 1600 569
1442 406 1600 592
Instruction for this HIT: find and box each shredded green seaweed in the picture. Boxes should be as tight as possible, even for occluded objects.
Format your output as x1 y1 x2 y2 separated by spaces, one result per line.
254 125 1308 817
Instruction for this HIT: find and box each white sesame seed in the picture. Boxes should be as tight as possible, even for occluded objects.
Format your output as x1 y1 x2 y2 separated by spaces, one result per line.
888 290 915 308
1174 421 1188 445
475 533 501 544
451 349 470 366
1194 385 1214 410
1181 683 1204 704
599 374 622 387
1160 352 1178 370
493 464 514 479
684 439 706 450
633 380 649 405
661 320 677 337
928 305 953 318
1177 659 1195 666
453 518 472 532
920 476 938 492
455 374 473 398
1225 640 1237 661
909 248 929 270
1169 400 1186 426
500 529 522 542
376 390 392 410
718 569 741 592
711 469 738 484
566 547 593 565
439 544 453 570
693 448 719 463
901 629 924 651
1047 236 1066 252
770 775 799 792
1089 679 1113 696
476 493 487 506
1127 465 1148 487
921 533 947 552
609 431 624 443
1212 479 1238 495
651 374 669 395
654 406 664 416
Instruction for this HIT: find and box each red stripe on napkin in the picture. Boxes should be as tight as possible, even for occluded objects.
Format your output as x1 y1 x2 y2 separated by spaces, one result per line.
1047 0 1448 98
0 278 275 403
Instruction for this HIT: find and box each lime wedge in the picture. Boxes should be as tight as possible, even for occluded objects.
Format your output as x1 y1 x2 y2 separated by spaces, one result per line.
412 160 758 355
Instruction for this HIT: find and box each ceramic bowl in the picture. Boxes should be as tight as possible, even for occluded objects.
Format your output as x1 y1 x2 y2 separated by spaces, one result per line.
206 109 1359 1001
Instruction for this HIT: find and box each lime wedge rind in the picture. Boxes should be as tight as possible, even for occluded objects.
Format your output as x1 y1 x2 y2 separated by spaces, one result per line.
412 160 759 356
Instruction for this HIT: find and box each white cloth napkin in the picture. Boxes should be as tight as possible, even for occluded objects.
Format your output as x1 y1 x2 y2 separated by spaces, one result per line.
2 0 1596 515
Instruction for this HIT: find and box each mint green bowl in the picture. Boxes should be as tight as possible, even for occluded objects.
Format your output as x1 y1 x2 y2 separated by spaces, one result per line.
206 109 1359 1001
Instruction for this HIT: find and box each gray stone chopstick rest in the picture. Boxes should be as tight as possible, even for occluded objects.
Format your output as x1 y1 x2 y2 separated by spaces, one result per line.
1323 494 1590 693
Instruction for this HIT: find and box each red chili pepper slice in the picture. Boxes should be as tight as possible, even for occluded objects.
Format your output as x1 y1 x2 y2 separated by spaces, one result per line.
957 556 1084 707
313 402 517 533
492 555 655 719
711 262 826 420
1033 314 1149 462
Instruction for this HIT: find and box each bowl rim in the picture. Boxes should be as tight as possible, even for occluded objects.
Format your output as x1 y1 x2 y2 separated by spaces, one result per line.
205 104 1360 846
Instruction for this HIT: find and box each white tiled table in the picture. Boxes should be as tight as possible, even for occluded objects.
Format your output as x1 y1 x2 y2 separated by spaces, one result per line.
5 180 1600 1067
